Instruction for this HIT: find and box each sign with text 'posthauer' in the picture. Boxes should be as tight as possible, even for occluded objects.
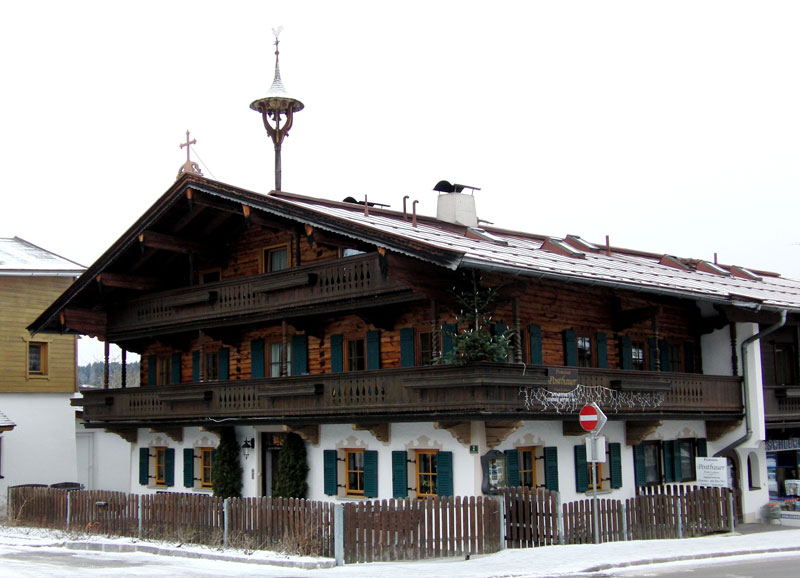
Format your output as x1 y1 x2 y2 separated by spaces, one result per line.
696 457 729 488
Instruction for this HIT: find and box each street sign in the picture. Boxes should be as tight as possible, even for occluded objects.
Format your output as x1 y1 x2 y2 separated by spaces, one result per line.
579 403 607 433
585 435 607 463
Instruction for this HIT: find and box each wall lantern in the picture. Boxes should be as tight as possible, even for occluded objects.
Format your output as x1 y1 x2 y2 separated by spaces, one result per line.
241 437 255 460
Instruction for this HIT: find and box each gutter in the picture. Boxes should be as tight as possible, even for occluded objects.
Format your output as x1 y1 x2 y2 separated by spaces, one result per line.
715 309 788 457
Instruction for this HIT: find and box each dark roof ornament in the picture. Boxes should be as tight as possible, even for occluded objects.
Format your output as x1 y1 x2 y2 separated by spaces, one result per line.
176 130 203 179
250 26 304 191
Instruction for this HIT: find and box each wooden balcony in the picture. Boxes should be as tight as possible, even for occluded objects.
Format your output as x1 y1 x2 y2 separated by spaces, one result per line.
106 253 413 339
74 363 743 427
764 385 800 428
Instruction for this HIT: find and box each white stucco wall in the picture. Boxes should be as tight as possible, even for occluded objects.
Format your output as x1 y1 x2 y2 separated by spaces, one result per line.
0 393 77 519
75 420 131 492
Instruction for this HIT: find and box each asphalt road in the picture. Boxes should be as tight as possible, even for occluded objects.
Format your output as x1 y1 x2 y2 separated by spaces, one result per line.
606 552 800 578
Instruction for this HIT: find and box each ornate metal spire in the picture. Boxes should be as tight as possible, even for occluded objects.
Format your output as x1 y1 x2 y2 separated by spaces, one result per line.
177 130 203 179
250 26 304 191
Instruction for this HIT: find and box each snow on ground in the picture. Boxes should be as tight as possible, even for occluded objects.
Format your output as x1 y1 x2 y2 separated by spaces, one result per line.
2 524 800 577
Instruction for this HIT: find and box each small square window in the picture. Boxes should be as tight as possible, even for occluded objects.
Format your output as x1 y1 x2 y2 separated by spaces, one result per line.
264 245 289 273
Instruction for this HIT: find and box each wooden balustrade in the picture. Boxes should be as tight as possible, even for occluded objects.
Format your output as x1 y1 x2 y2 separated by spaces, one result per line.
76 363 743 425
107 253 411 337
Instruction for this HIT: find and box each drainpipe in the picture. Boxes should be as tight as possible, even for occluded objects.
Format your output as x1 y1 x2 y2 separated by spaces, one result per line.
715 309 787 457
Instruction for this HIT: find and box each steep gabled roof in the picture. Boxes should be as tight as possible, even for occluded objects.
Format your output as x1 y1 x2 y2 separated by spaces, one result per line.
28 173 800 336
0 237 84 276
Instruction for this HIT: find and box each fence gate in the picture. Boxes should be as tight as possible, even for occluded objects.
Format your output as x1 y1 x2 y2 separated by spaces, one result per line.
503 487 560 548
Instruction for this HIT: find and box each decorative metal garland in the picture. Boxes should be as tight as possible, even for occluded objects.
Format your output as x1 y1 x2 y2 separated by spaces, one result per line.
519 384 665 413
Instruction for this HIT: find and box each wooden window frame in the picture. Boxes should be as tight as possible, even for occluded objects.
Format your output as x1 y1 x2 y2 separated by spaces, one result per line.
518 446 539 489
416 449 438 498
157 357 171 386
577 334 593 368
200 447 214 488
344 449 365 497
268 342 292 377
588 462 603 491
678 438 697 482
27 341 49 378
774 342 797 386
669 343 683 372
642 441 662 486
418 331 434 366
262 243 290 273
205 352 219 381
199 268 222 284
631 340 646 371
154 447 167 486
346 336 366 372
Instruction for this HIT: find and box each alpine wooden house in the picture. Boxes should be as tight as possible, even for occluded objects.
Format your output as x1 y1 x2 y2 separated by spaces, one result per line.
27 169 800 521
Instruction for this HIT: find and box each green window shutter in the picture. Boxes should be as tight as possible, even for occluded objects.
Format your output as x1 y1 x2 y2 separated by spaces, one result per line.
251 338 265 378
171 353 181 384
323 450 338 495
192 351 200 382
183 448 195 488
437 451 453 496
664 440 676 482
165 448 175 487
648 337 658 371
392 451 408 498
609 443 622 489
505 449 520 487
291 334 308 375
441 323 457 358
596 332 608 368
529 324 543 365
544 446 559 491
621 336 633 370
364 450 378 498
574 444 588 493
139 447 150 485
400 328 415 367
684 342 695 373
564 329 578 366
330 334 343 373
633 444 646 487
219 347 230 380
147 355 157 386
366 330 381 370
659 339 670 372
697 438 708 458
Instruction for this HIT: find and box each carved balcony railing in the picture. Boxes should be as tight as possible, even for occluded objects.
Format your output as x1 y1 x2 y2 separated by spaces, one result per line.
764 385 800 426
107 253 412 338
74 363 743 426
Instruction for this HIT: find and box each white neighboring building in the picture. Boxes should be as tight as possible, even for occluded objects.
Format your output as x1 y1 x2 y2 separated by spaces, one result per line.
0 237 84 519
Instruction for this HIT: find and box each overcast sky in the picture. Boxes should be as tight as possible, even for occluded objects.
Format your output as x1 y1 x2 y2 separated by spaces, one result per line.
2 1 798 362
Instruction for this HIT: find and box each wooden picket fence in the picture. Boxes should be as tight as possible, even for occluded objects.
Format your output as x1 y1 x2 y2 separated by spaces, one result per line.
343 496 501 563
503 487 559 547
503 485 736 547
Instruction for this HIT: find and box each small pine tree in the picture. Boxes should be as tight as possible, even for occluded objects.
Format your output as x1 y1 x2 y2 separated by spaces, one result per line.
274 432 309 498
212 427 243 498
440 272 511 364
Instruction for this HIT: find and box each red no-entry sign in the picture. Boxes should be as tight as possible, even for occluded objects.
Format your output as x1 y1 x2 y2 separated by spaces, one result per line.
579 403 607 433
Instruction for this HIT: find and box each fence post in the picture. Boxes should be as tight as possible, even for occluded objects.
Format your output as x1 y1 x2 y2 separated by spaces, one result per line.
334 503 344 566
66 491 71 529
223 498 230 549
676 495 683 539
556 491 565 545
727 490 735 533
498 494 507 550
621 501 627 541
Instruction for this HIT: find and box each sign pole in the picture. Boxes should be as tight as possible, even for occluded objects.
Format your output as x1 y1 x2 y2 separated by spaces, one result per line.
592 430 599 544
579 402 606 545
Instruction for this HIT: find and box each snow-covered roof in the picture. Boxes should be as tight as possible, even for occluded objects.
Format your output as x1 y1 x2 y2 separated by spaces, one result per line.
0 237 85 276
270 192 800 312
0 408 16 430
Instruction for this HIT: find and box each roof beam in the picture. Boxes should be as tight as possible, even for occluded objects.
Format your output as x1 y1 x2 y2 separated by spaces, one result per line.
60 308 107 339
96 272 163 291
138 231 210 254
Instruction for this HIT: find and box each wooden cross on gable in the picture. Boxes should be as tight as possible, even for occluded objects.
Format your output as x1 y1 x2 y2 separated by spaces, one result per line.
177 129 203 179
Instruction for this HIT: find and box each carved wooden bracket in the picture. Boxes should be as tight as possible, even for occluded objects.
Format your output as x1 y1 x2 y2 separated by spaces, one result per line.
705 419 742 442
626 420 663 446
284 424 319 446
485 421 523 448
105 428 137 444
562 421 588 437
149 427 183 443
434 421 471 445
352 423 390 443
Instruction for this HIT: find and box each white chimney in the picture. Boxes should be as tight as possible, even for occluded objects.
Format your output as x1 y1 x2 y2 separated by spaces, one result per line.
436 192 478 227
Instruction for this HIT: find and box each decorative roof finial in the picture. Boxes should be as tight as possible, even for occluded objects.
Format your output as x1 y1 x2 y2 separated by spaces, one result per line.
177 130 203 179
250 26 304 192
